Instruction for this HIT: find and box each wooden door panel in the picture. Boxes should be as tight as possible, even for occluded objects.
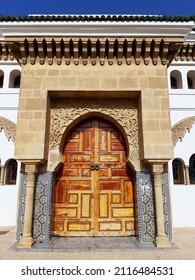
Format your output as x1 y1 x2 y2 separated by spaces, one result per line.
52 117 135 237
81 194 91 218
99 155 120 163
67 222 91 231
99 181 121 190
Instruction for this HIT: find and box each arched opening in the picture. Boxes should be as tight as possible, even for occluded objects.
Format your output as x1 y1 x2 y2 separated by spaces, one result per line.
58 111 130 162
52 116 135 237
9 69 21 88
189 154 195 184
13 75 21 88
170 70 182 89
0 70 4 88
187 70 195 89
172 158 185 184
5 159 17 185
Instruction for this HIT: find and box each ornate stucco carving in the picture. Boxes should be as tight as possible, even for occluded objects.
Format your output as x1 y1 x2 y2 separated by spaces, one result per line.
49 98 139 170
0 116 16 142
172 116 195 146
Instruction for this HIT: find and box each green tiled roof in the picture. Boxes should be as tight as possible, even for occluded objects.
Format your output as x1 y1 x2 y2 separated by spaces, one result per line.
0 14 195 22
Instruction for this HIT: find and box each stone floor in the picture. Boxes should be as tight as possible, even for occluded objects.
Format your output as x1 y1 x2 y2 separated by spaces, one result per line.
0 227 195 259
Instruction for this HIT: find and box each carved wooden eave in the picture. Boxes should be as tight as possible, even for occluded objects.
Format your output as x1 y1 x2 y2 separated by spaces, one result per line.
0 42 15 61
0 38 187 66
175 42 195 61
0 20 194 65
172 116 195 146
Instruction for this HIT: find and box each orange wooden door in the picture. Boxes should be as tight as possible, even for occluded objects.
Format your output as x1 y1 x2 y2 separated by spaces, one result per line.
52 117 135 237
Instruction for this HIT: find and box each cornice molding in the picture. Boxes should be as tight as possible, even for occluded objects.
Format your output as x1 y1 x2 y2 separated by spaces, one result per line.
0 21 194 37
0 20 193 64
172 116 195 146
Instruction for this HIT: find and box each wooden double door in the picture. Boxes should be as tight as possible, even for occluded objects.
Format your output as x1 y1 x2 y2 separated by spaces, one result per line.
52 117 135 236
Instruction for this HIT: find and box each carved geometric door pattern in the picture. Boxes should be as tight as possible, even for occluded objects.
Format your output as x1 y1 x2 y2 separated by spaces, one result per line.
52 117 135 237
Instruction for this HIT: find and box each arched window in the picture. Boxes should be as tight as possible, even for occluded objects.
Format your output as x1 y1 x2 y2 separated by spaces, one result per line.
189 154 195 184
172 158 184 184
13 75 21 88
187 77 193 89
9 69 21 88
171 77 177 89
0 70 4 88
5 159 17 185
187 71 195 89
170 70 183 89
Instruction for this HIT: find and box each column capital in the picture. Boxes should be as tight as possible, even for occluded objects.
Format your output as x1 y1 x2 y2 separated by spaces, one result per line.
24 164 37 174
151 164 164 175
21 159 43 173
146 160 166 175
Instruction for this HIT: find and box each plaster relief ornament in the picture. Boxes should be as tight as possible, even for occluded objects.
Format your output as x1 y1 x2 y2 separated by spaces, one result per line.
172 116 195 146
0 116 16 142
49 98 139 170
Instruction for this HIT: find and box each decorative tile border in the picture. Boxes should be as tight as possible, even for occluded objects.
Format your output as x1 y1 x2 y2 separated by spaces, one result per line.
32 172 54 242
136 171 156 242
16 170 171 244
162 172 172 241
16 172 54 243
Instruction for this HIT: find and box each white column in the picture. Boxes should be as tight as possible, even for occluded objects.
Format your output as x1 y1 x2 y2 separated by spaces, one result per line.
17 163 37 248
151 163 171 248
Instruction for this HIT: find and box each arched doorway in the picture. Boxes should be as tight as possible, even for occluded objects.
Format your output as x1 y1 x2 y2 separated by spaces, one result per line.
51 117 135 236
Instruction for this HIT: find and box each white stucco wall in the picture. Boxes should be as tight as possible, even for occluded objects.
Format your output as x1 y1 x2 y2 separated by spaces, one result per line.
0 132 14 165
0 185 18 226
168 61 195 227
170 185 195 227
0 131 20 226
0 61 20 227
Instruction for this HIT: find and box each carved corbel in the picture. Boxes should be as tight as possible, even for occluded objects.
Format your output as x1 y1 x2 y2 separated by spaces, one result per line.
73 41 79 65
108 40 114 65
126 40 132 65
28 41 36 65
143 40 150 65
192 45 195 61
152 40 160 65
37 40 45 65
186 44 193 61
64 41 70 65
1 43 8 61
19 41 27 65
117 41 123 65
55 40 62 65
160 40 169 65
46 40 53 65
167 42 183 64
180 45 187 61
91 40 97 66
100 40 105 66
82 40 88 66
135 40 142 65
3 42 20 61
